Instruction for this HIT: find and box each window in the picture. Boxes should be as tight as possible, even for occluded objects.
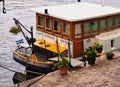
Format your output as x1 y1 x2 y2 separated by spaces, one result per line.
100 20 106 29
46 17 52 31
38 16 44 29
111 39 115 48
84 21 98 36
54 20 60 34
84 22 90 33
63 22 70 35
91 21 98 31
100 19 107 32
115 16 120 26
108 18 114 30
75 24 81 38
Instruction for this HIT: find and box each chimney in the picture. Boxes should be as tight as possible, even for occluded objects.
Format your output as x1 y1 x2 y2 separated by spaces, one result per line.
78 0 80 2
45 9 48 14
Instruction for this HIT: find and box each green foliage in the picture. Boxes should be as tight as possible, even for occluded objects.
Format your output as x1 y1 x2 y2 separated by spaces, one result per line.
9 26 21 35
84 47 97 65
106 52 114 57
95 43 103 49
54 53 70 69
85 47 96 58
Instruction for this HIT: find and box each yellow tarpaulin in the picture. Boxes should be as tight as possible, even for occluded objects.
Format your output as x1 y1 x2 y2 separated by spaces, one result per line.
34 39 67 53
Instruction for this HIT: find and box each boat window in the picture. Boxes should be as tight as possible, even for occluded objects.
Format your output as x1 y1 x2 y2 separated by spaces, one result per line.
84 22 90 36
115 16 120 26
46 17 52 32
108 18 114 30
100 20 106 29
38 16 44 29
91 21 98 31
63 22 70 35
54 20 60 34
100 19 107 32
75 24 81 38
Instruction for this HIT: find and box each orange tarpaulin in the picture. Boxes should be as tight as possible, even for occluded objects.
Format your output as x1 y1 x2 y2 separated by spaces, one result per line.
34 39 67 53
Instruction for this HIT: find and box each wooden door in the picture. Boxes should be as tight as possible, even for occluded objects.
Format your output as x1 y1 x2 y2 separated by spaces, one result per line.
73 41 83 58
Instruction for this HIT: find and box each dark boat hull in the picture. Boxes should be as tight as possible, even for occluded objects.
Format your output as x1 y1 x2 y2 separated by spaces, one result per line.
13 72 27 84
13 51 54 74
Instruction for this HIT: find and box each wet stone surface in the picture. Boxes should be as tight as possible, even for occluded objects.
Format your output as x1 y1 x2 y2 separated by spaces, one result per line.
25 57 120 87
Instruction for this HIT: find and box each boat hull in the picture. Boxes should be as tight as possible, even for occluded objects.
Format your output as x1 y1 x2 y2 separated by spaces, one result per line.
13 50 54 74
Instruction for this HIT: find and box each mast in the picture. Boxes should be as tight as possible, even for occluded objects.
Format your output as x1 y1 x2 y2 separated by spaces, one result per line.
56 38 60 61
68 37 72 65
102 0 105 7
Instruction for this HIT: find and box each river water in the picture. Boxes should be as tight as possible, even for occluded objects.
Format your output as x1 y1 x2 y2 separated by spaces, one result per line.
0 0 120 87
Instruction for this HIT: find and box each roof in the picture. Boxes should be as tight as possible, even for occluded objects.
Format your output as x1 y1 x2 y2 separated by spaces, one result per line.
31 2 120 22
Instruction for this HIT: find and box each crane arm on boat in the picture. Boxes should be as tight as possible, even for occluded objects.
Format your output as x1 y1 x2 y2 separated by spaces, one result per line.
13 18 36 53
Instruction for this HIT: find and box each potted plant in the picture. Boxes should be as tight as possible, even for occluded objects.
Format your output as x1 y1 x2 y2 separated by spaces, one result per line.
54 53 70 76
9 26 21 35
84 47 97 65
95 43 103 53
106 52 114 60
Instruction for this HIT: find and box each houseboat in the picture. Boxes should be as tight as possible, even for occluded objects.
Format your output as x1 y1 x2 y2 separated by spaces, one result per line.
13 2 120 74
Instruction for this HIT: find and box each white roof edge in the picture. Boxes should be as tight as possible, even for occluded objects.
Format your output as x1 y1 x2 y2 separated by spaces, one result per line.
31 2 120 22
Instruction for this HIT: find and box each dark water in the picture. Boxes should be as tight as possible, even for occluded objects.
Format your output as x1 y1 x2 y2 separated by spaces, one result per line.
0 0 120 87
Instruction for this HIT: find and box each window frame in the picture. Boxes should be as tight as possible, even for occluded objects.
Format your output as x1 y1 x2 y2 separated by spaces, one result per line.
74 23 81 38
53 19 61 34
37 15 44 30
108 17 114 31
45 17 52 32
115 16 120 27
62 22 70 37
84 20 99 36
91 21 99 34
100 19 107 32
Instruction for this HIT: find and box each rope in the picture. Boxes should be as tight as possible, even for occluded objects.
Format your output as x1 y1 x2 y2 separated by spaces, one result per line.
0 62 44 75
0 63 19 73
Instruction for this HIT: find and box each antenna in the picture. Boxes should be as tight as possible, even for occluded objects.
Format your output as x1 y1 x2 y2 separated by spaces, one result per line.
102 0 105 7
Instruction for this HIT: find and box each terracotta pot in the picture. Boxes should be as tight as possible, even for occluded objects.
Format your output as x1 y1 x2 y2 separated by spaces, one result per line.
59 67 69 76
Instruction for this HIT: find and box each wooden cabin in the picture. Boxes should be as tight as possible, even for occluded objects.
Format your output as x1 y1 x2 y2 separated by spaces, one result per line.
32 2 120 58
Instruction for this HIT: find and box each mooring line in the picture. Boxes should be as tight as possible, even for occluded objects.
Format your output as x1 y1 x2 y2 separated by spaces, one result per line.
0 62 43 75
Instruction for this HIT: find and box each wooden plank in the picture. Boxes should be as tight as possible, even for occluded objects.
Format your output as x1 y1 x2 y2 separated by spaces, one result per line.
49 57 84 67
13 75 46 87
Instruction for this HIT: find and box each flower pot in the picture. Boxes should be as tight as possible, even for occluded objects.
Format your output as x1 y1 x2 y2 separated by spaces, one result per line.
88 55 96 65
106 52 114 60
59 67 69 76
96 47 103 53
106 55 113 60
